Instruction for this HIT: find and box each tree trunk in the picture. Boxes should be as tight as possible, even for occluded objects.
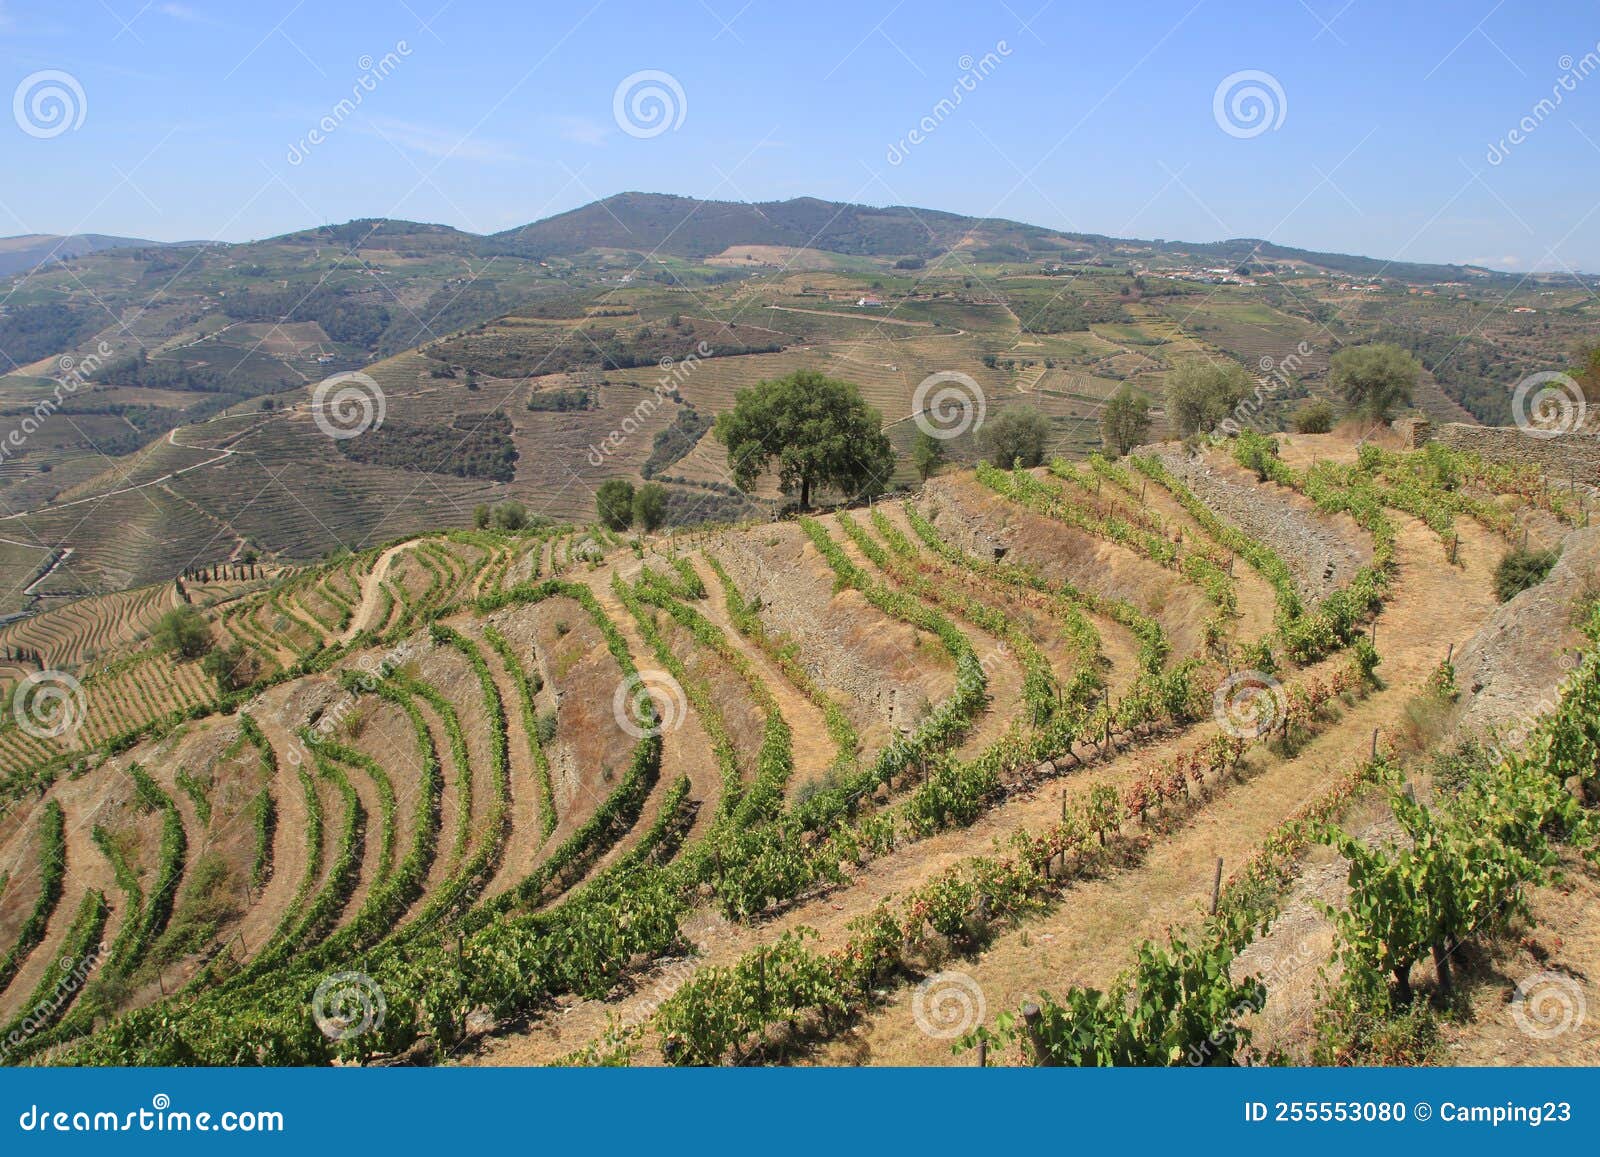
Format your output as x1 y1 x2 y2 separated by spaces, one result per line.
800 476 811 509
1391 963 1414 1007
1432 942 1453 996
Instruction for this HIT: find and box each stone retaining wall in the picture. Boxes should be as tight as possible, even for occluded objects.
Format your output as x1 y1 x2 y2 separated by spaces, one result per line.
1431 422 1600 486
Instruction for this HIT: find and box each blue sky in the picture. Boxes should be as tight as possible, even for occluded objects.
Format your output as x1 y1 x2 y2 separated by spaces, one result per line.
2 0 1598 270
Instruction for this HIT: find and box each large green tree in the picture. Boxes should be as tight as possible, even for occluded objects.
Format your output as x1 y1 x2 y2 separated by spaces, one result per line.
714 370 895 508
1100 388 1151 457
1330 343 1419 422
596 479 636 531
1165 360 1251 437
632 483 668 532
982 405 1052 468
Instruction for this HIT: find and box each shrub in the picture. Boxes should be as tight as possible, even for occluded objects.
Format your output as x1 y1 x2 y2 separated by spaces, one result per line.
982 405 1051 468
1494 547 1558 602
1292 398 1334 434
596 479 636 530
632 483 668 532
153 605 212 659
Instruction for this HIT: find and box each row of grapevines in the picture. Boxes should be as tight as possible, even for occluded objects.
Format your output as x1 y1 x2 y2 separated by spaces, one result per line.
0 800 65 994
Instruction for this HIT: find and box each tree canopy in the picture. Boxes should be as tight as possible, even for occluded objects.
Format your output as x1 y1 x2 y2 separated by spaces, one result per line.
982 405 1052 468
1100 388 1152 457
714 370 895 508
1330 343 1419 422
1165 360 1251 437
596 479 636 531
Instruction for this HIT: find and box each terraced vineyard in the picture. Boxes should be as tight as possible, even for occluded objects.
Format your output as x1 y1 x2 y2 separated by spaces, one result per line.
0 430 1595 1068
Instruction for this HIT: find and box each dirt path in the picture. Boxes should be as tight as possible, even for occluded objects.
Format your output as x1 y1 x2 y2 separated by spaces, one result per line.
340 543 410 642
0 781 123 1022
232 710 317 962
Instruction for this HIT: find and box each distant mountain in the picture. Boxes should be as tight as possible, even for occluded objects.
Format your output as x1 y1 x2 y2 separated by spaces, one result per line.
4 195 1531 284
485 191 1084 262
0 233 197 276
479 192 1517 282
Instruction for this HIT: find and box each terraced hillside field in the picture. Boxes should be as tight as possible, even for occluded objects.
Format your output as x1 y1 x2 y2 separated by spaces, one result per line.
0 430 1595 1069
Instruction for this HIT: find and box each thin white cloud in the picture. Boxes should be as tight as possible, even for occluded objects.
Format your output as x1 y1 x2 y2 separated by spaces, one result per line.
550 115 609 147
360 116 521 162
159 3 219 23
